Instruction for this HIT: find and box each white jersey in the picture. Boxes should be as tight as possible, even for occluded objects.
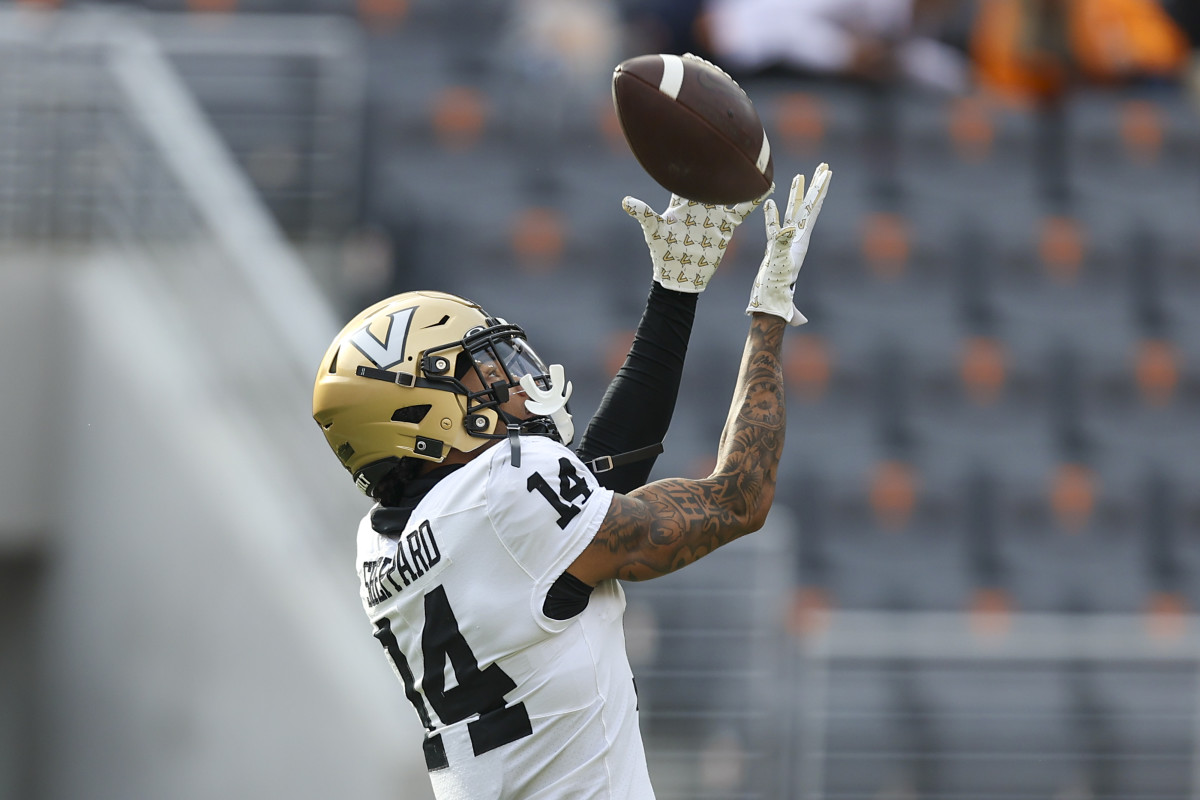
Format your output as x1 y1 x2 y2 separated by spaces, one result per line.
356 436 655 800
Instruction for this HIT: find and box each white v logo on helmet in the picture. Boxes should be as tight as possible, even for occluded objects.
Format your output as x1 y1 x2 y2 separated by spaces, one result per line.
348 307 416 370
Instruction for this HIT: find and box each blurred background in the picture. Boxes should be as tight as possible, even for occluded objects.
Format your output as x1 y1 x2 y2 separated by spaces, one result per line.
2 0 1200 797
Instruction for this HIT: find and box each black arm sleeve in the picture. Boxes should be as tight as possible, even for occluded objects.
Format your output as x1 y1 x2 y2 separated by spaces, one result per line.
575 282 698 493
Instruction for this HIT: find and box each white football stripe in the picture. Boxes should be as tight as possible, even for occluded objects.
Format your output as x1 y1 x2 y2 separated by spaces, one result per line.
658 54 685 100
755 131 771 174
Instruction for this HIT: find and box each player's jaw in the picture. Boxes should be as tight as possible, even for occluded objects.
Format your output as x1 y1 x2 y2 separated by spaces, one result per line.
459 366 533 431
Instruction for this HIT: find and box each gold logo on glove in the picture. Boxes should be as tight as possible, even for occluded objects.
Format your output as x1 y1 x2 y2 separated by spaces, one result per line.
665 231 678 244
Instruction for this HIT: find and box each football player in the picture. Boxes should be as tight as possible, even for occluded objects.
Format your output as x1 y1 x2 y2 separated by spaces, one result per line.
313 164 831 800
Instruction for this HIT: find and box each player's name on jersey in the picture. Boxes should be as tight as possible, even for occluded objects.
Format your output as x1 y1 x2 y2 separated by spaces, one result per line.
362 519 442 606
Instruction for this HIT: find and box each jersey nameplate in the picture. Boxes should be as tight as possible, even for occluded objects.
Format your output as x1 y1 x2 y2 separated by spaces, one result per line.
362 519 445 606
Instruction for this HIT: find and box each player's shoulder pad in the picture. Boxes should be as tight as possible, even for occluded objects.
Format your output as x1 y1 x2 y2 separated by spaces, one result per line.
487 435 596 491
485 435 611 535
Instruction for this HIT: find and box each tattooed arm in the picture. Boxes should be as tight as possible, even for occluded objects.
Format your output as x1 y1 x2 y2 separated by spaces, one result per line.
566 164 831 585
567 313 787 583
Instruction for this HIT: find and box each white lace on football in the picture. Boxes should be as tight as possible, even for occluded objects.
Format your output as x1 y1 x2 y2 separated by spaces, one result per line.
746 163 832 325
623 191 767 293
681 52 736 85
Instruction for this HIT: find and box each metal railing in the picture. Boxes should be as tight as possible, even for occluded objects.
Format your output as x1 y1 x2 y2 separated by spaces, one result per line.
796 611 1200 799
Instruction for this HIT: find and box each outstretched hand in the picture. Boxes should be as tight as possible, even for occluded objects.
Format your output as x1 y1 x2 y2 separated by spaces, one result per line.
624 189 769 293
746 163 832 325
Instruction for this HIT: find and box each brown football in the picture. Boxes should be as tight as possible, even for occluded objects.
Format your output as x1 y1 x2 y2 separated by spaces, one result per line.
612 53 773 205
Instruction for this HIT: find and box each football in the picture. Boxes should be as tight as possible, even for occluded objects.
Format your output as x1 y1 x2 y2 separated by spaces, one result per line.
612 53 773 205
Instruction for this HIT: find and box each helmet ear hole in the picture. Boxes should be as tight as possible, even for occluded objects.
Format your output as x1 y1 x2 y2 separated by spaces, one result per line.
392 404 432 423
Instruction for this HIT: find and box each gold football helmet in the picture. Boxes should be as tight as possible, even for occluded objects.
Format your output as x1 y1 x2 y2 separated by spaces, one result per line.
313 290 557 496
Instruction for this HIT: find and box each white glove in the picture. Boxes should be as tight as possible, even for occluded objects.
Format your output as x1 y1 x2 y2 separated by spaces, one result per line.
746 163 832 325
624 191 767 293
520 364 574 446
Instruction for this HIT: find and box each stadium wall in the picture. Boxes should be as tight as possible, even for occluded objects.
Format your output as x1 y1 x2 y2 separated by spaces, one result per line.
0 247 434 799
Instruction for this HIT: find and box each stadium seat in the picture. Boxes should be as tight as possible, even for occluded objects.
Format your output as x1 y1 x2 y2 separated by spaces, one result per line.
785 332 833 402
1134 338 1179 407
946 94 996 163
509 206 566 271
868 459 920 532
960 335 1008 406
861 211 910 279
1038 214 1087 283
771 91 827 157
430 85 489 151
1050 462 1098 534
1118 98 1165 164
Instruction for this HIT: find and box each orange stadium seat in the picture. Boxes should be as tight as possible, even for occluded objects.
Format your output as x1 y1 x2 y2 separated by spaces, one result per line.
1049 462 1097 534
788 586 833 637
773 91 826 156
1119 99 1165 164
960 335 1008 405
947 95 996 163
969 587 1014 637
510 206 565 272
861 211 910 279
1133 338 1179 407
1146 591 1188 640
595 98 627 154
430 85 488 151
1038 215 1086 283
186 0 237 13
357 0 409 31
785 332 833 402
869 459 919 531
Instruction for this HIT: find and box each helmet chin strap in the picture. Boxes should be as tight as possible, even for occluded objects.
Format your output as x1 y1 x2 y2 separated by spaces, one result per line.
491 408 525 467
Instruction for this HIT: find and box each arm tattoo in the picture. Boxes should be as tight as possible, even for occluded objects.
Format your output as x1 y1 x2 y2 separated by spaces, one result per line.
589 315 787 581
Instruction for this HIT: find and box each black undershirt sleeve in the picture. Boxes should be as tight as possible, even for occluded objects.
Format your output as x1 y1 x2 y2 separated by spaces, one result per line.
575 282 698 494
543 570 596 620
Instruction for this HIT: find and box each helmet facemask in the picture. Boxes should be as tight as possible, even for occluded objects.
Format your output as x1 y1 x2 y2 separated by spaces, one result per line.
427 320 564 441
